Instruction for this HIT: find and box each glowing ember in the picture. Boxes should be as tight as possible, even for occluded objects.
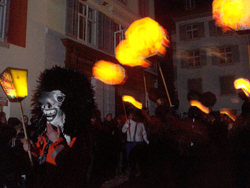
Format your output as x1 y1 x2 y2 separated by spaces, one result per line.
92 60 126 85
116 17 170 67
213 0 250 31
122 95 142 109
190 100 210 114
234 78 250 97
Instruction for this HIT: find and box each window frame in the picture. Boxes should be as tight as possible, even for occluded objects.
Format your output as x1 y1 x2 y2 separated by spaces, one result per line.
181 48 206 69
0 0 8 47
218 46 232 64
77 1 97 46
186 24 199 40
187 50 201 67
0 0 7 41
114 24 124 54
0 0 27 48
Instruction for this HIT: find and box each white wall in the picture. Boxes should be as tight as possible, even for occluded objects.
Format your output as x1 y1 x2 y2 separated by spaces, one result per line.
174 16 250 115
0 0 48 120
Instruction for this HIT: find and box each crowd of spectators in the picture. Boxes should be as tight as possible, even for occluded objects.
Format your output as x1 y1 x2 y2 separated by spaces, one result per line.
1 100 250 187
0 112 38 187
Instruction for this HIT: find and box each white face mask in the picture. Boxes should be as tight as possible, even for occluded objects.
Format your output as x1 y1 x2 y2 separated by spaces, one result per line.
39 90 66 128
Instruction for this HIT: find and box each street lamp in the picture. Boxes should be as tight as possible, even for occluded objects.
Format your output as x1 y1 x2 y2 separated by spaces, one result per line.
0 67 33 166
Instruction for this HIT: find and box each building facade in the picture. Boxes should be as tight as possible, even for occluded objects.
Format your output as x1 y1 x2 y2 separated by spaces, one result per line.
0 0 158 120
172 11 250 116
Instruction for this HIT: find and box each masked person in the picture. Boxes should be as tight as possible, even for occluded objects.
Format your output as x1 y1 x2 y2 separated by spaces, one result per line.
23 66 96 187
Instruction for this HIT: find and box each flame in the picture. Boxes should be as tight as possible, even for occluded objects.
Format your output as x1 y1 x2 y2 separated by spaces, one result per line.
190 100 210 114
115 17 170 67
220 108 236 121
92 60 126 85
116 40 150 67
122 95 142 109
213 0 250 31
234 78 250 97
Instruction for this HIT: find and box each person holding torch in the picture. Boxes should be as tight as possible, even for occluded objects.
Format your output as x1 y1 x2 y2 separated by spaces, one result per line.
122 110 149 181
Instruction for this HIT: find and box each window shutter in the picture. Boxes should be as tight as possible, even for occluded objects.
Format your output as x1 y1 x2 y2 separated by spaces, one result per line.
7 0 28 47
198 22 205 38
97 12 115 54
180 51 188 68
179 25 186 41
110 21 115 54
209 20 217 37
66 0 78 38
103 15 113 53
231 45 240 63
97 11 104 49
103 13 110 52
211 47 220 65
200 49 207 67
139 0 149 17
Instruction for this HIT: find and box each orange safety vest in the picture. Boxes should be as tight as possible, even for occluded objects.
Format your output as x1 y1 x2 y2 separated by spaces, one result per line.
36 136 77 165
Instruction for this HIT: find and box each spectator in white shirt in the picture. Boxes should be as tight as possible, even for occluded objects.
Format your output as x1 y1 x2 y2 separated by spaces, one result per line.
122 110 149 181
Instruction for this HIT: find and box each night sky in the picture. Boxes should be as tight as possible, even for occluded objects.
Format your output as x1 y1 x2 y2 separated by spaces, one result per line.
154 0 176 32
154 0 213 32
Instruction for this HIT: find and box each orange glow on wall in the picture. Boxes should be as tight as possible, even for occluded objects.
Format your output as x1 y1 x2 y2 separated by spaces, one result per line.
122 95 142 109
234 78 250 97
116 17 170 67
213 0 250 31
92 60 126 85
190 100 210 114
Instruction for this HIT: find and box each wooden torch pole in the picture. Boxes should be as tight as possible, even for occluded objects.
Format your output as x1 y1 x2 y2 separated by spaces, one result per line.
158 62 173 107
19 101 33 166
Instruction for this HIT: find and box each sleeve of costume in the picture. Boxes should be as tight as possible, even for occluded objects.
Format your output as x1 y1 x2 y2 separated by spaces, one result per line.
35 136 47 158
122 121 129 133
141 123 149 144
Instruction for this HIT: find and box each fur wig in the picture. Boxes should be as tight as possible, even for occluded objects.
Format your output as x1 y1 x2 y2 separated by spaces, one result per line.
31 66 96 137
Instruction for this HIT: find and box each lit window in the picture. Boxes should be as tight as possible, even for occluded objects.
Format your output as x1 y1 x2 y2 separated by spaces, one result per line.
218 46 232 64
0 0 7 42
188 50 200 67
186 24 199 40
78 2 96 45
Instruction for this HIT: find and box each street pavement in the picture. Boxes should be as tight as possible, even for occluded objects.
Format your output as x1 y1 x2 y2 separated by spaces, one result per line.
99 143 240 188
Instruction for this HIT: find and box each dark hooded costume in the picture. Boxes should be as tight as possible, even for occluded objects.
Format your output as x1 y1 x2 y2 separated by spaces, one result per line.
29 66 96 188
